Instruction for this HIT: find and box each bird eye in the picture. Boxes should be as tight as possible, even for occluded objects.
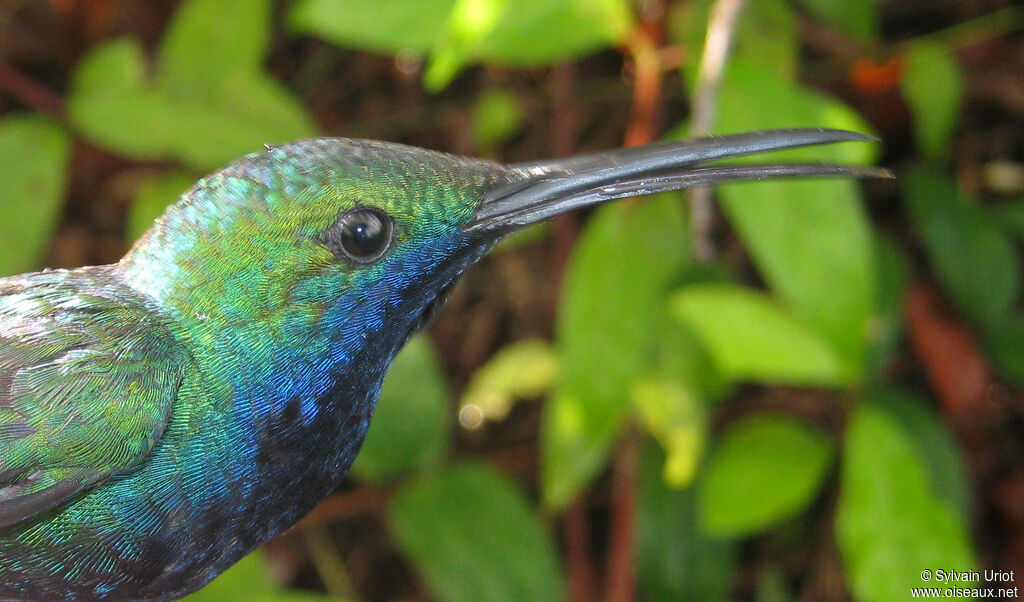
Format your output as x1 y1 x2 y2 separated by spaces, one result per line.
325 208 395 264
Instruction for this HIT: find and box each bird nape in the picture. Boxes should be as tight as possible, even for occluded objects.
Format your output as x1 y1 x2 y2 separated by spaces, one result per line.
0 128 889 601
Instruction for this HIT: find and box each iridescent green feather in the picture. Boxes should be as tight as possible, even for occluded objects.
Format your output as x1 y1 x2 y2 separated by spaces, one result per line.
0 266 186 529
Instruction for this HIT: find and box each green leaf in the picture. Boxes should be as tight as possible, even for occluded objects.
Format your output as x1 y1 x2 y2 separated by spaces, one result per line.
671 283 845 386
0 115 72 277
836 403 977 602
292 0 629 90
869 389 970 514
475 0 631 66
424 0 510 90
671 0 798 82
289 0 457 55
649 300 727 403
632 377 707 488
799 0 878 43
68 0 315 169
698 413 834 536
389 463 564 602
985 315 1024 386
903 165 1020 331
636 441 735 601
901 42 964 160
993 197 1024 241
864 236 909 380
472 88 525 149
127 172 197 242
352 336 450 483
184 552 330 601
541 194 689 510
425 0 631 89
460 339 559 423
157 0 269 91
699 59 877 379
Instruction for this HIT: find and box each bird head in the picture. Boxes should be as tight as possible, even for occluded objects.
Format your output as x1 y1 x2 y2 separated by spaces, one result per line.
121 129 887 380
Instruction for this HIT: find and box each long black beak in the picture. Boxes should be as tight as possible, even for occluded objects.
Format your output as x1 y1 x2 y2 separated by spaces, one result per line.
467 128 891 233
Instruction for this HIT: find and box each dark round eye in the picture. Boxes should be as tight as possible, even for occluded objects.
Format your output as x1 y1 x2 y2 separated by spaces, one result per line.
326 208 395 264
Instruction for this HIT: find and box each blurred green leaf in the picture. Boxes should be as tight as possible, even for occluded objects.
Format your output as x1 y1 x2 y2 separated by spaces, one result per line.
799 0 878 42
157 0 268 91
460 339 559 423
698 413 834 537
984 315 1024 387
474 0 631 66
389 463 564 602
425 0 631 89
184 552 330 602
671 283 846 386
694 59 877 379
903 165 1020 331
864 236 909 380
352 336 450 483
69 0 315 169
671 0 798 82
293 0 629 90
901 42 964 160
755 568 794 602
0 115 71 277
993 197 1024 241
836 403 977 602
632 377 707 488
869 389 970 514
289 0 457 55
127 172 196 242
424 0 510 90
650 302 727 403
541 194 688 510
636 441 735 601
472 88 525 149
494 222 549 253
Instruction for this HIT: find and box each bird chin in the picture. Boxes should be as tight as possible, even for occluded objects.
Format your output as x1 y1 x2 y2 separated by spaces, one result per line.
402 279 458 346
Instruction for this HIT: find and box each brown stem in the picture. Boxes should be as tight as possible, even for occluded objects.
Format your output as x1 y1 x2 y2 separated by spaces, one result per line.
601 5 667 600
597 7 670 600
0 62 65 117
623 11 664 148
549 61 580 320
565 498 598 602
604 430 640 602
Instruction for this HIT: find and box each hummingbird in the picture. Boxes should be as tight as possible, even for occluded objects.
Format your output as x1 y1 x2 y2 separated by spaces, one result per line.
0 129 887 600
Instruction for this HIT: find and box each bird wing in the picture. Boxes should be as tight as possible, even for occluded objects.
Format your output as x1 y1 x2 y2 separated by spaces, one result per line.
0 268 186 529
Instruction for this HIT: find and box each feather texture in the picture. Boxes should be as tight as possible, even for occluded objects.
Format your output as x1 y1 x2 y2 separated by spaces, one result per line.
0 267 184 530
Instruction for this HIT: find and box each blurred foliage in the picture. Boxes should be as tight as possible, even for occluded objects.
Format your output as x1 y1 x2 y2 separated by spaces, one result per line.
389 463 564 601
542 193 689 509
698 412 833 537
289 0 632 90
471 88 525 150
127 172 196 240
459 338 559 423
185 553 332 602
3 0 1021 600
904 166 1021 333
901 42 964 160
351 336 451 483
836 402 977 602
68 0 314 169
636 441 735 600
672 284 845 386
0 116 71 276
799 0 878 43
